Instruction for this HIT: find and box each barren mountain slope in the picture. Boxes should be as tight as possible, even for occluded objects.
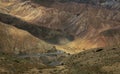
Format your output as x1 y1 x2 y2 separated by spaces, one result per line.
0 0 120 53
0 22 53 54
0 0 120 74
64 47 120 74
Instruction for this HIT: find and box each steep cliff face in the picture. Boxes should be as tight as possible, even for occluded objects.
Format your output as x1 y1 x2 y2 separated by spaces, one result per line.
0 0 120 53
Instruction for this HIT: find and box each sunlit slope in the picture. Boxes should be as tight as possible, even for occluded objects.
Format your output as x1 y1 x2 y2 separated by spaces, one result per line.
0 22 53 54
0 0 120 53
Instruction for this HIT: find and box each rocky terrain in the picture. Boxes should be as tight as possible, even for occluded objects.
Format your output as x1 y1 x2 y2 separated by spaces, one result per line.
64 47 120 74
0 0 120 52
0 0 120 74
0 46 119 74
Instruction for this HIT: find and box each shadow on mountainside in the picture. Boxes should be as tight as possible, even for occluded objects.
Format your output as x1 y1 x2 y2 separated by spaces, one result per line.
0 12 74 44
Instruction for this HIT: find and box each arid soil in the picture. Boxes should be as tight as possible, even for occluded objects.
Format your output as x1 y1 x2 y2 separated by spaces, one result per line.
0 0 120 74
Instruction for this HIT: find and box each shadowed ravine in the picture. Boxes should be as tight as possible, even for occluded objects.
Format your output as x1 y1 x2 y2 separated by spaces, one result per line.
0 12 74 44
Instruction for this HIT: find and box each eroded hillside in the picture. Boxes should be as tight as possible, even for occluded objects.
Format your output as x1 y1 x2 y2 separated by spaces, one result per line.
0 0 120 53
0 0 120 74
0 22 54 54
